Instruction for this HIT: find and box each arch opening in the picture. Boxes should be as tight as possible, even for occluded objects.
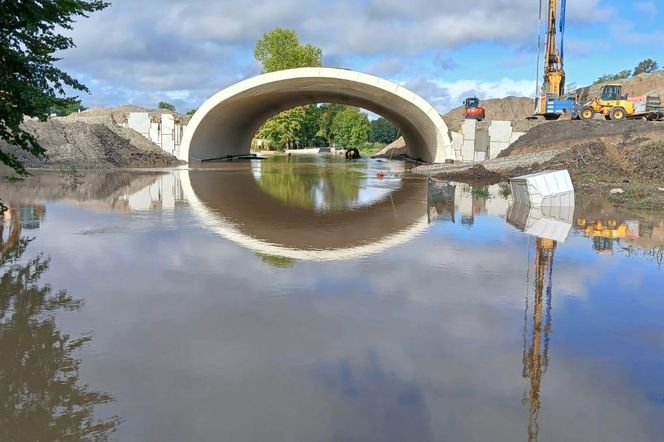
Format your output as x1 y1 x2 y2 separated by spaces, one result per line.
180 68 453 163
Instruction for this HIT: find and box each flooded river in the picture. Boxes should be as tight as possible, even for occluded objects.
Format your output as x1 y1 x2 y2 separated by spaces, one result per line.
1 155 663 441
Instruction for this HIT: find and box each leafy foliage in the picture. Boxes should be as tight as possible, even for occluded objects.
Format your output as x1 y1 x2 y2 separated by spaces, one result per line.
594 70 631 84
369 117 399 144
0 0 109 175
158 101 176 112
256 107 306 150
253 28 322 73
50 98 86 117
253 28 323 150
331 107 370 148
633 58 659 75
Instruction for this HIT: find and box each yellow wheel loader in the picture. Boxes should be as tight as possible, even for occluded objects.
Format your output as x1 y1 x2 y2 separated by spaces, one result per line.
578 84 635 121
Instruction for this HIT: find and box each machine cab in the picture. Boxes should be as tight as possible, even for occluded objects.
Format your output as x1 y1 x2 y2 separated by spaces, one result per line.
600 84 624 101
464 97 480 108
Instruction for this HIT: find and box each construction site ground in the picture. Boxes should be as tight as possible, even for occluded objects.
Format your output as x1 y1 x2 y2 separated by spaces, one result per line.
413 120 664 209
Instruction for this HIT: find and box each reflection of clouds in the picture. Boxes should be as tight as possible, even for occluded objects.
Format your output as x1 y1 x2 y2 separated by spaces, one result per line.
30 200 662 441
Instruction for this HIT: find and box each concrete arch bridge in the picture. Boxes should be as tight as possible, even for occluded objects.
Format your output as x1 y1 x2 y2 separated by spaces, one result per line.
179 68 453 164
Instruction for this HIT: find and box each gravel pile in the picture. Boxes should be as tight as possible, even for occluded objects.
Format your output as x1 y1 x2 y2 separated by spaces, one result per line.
1 118 183 169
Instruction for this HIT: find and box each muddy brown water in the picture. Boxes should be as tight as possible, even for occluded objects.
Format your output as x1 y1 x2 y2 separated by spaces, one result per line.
1 155 663 442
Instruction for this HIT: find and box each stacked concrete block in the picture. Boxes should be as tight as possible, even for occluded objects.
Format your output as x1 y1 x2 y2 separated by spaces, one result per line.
488 121 512 159
149 122 161 145
510 131 526 145
461 119 477 162
161 114 176 155
451 131 463 161
127 113 151 138
474 128 490 161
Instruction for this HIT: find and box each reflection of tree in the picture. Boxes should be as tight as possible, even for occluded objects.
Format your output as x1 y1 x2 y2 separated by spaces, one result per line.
256 157 363 211
256 252 296 269
0 238 119 441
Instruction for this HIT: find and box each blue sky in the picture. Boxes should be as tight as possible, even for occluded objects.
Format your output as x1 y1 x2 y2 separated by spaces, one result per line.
59 0 663 114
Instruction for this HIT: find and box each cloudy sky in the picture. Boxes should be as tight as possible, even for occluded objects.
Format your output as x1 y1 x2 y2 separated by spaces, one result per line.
59 0 663 113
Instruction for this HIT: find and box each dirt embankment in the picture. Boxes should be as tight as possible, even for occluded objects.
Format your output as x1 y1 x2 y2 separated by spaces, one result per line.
576 71 664 102
442 96 536 132
415 119 664 207
1 118 183 170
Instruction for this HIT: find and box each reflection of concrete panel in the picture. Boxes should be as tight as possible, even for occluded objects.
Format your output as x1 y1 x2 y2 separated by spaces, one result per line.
507 202 573 242
128 112 150 137
485 185 509 216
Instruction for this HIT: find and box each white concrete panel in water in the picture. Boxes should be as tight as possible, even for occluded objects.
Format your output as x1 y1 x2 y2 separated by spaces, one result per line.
510 170 575 207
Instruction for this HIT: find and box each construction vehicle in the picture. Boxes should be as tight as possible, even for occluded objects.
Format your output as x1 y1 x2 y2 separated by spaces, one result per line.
463 97 485 121
534 0 577 119
578 83 664 121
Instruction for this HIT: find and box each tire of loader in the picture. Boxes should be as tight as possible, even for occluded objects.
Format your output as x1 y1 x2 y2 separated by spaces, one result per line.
609 106 626 121
580 106 595 120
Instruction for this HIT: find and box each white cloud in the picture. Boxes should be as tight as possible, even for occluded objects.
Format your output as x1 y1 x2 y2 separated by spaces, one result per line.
404 77 536 113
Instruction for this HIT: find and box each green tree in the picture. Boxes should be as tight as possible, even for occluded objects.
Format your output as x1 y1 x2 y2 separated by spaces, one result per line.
158 101 176 112
298 105 325 147
316 103 346 145
594 69 631 84
253 28 323 149
0 0 109 175
633 59 659 75
253 28 322 73
369 117 399 144
50 98 87 117
331 107 370 148
256 107 306 150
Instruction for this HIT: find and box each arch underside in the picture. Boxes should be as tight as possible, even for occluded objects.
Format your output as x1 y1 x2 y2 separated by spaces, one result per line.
181 69 452 163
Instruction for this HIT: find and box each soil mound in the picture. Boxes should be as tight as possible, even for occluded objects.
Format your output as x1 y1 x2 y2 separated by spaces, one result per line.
1 119 182 169
498 120 662 157
443 96 535 132
576 72 664 102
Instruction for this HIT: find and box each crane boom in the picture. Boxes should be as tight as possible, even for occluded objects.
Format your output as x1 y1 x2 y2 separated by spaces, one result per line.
543 0 565 96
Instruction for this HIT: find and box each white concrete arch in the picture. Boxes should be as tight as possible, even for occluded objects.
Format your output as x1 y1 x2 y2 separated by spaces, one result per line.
179 68 454 164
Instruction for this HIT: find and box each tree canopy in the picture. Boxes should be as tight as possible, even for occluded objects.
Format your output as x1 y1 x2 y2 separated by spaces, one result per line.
369 117 399 144
331 107 370 148
253 28 322 74
158 101 176 112
633 59 659 75
0 0 109 175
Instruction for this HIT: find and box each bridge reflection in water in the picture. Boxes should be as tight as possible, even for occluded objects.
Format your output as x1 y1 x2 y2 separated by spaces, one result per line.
183 159 430 261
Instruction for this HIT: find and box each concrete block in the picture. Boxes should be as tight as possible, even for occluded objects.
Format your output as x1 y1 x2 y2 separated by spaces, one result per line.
510 131 526 144
161 114 176 154
488 120 512 143
488 141 510 159
149 122 160 145
475 129 490 154
128 112 150 137
462 119 477 139
474 151 486 162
